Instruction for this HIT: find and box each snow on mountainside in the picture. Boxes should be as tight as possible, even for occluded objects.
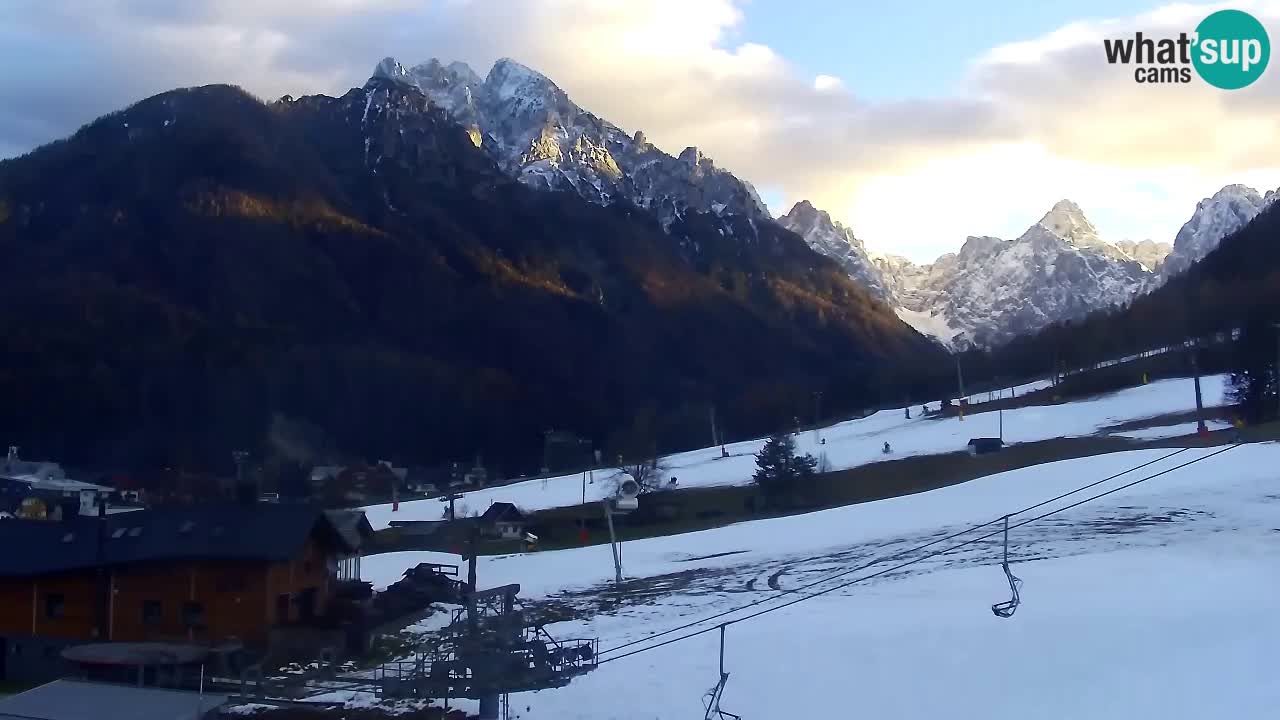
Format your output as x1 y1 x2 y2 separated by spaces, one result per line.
782 198 1152 348
371 57 769 227
778 201 893 300
789 186 1275 349
1115 239 1172 272
1159 184 1276 280
927 202 1151 348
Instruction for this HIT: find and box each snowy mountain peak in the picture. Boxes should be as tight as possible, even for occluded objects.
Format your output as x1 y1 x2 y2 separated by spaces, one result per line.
782 199 833 228
780 201 862 251
486 57 560 102
779 200 887 301
374 56 409 81
957 235 1007 259
1211 183 1262 203
789 182 1274 351
367 55 771 227
1160 183 1272 280
1036 199 1102 246
445 60 483 85
402 58 483 90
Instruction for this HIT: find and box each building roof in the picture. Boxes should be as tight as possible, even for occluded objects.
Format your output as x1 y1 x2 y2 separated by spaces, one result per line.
481 502 525 523
0 504 365 577
323 509 375 551
0 679 227 720
62 642 210 667
967 437 1005 452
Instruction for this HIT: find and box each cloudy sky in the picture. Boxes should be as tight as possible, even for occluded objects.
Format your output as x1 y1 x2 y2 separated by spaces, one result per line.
2 0 1278 262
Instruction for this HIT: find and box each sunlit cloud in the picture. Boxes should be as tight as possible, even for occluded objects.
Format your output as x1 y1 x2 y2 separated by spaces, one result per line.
813 74 842 91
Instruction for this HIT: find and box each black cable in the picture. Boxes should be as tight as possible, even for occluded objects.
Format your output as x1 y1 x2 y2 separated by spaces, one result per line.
598 443 1237 665
598 446 1191 657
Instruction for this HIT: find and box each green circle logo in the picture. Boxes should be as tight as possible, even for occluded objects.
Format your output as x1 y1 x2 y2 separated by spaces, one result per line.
1193 9 1270 89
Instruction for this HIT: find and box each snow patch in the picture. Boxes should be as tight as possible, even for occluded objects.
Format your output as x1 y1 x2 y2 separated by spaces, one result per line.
363 375 1229 527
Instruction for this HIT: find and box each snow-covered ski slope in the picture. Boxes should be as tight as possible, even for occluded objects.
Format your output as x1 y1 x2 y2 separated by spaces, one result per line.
363 375 1229 528
360 442 1279 718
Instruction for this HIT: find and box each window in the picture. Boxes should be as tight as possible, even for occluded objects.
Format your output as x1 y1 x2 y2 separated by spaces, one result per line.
44 594 64 619
110 528 126 539
142 600 162 625
182 602 205 629
128 527 142 537
11 643 21 656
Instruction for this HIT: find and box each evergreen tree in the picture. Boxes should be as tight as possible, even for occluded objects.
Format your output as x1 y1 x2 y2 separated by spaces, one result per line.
752 433 818 505
1227 313 1278 423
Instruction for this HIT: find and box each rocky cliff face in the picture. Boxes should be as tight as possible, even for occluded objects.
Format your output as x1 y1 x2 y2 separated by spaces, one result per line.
372 57 769 228
785 200 1164 348
1159 184 1276 280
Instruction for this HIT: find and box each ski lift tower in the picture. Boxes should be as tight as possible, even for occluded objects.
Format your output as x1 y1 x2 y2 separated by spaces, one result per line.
377 524 598 719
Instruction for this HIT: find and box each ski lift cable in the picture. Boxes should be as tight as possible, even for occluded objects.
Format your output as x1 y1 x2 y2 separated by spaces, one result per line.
598 443 1239 665
603 443 1233 664
598 446 1193 657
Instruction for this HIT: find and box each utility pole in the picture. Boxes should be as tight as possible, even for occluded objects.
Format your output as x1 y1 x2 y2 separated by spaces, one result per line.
541 430 553 474
462 524 494 718
440 462 462 522
812 391 823 441
603 501 622 583
954 354 966 421
708 405 719 447
1191 343 1208 435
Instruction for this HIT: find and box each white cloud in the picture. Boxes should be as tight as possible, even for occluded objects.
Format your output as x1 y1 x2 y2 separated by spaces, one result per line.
2 0 1278 263
813 74 842 91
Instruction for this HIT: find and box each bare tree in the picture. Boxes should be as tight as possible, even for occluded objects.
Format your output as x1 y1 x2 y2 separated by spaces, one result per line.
606 409 669 493
611 456 669 495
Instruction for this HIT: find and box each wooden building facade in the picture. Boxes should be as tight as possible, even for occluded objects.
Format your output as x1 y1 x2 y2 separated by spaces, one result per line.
0 505 371 681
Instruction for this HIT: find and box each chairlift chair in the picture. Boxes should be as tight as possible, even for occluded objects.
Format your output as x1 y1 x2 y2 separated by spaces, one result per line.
991 515 1022 619
702 625 743 720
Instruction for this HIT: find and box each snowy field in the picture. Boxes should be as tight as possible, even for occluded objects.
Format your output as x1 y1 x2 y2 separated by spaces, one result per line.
363 375 1229 527
352 442 1280 718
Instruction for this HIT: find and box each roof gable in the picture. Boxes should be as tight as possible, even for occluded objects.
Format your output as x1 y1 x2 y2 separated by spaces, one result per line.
0 504 353 577
481 502 524 522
